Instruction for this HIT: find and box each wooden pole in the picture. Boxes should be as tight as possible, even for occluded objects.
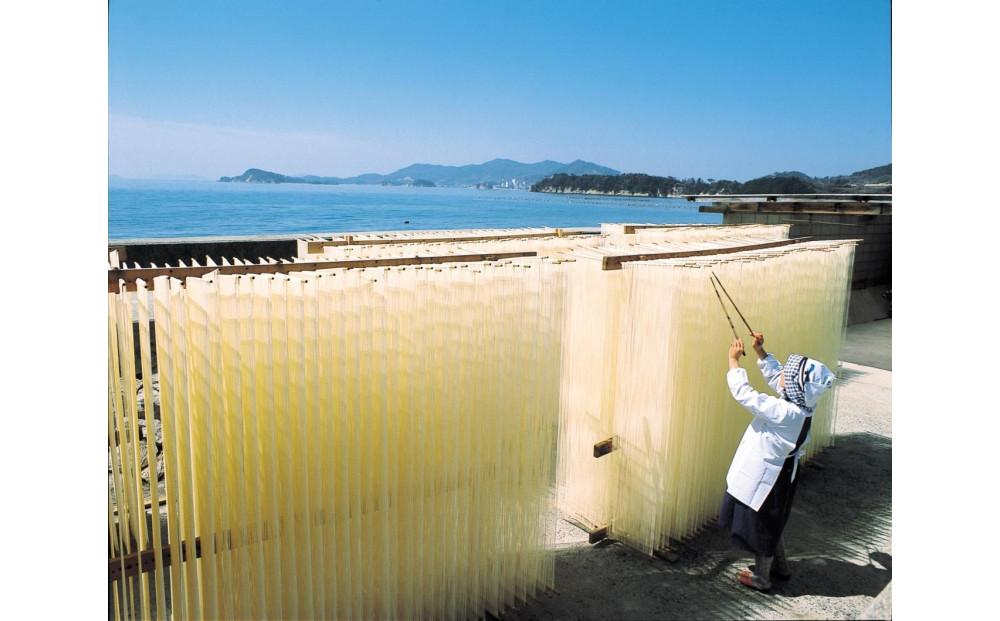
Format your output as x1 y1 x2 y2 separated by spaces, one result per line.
710 276 744 356
711 271 754 335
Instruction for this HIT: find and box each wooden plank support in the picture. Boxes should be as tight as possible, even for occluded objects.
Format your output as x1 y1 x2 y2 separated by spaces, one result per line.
588 526 610 544
111 467 512 581
108 250 538 292
601 237 812 271
562 515 610 544
109 538 201 582
109 524 258 582
653 547 680 563
593 437 617 458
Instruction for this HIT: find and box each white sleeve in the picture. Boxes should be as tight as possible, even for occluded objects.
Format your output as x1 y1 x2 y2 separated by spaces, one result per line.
726 367 799 427
757 354 782 384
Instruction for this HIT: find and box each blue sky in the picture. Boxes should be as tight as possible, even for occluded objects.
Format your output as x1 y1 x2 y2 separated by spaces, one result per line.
109 0 891 180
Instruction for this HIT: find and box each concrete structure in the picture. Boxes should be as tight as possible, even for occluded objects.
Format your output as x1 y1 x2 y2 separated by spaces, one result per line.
696 198 891 324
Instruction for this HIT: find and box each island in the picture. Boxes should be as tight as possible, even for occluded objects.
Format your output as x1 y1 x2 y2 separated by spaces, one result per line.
530 165 891 197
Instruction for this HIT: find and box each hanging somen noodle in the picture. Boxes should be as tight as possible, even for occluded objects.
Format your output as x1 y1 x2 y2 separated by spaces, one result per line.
554 228 797 532
108 259 564 620
109 224 855 619
555 239 855 555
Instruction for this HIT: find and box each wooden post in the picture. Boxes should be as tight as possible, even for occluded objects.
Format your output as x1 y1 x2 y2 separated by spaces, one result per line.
588 526 610 544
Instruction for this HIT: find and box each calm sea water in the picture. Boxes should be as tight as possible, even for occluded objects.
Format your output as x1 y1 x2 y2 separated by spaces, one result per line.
108 179 720 240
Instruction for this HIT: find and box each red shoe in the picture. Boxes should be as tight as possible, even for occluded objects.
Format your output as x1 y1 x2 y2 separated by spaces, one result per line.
738 568 772 591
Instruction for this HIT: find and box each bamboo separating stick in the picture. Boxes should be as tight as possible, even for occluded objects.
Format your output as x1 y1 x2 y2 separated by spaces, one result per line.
711 271 754 335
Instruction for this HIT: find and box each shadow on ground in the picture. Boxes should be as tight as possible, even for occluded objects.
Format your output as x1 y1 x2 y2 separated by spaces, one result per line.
508 432 892 620
840 319 892 370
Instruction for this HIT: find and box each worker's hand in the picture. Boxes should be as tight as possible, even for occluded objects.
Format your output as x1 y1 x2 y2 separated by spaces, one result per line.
751 332 766 358
728 338 745 364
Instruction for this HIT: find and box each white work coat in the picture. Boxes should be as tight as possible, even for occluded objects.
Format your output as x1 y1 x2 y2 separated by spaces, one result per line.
725 355 811 511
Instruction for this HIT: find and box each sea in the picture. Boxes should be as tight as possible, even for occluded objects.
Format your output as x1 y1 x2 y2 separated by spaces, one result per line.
108 179 721 241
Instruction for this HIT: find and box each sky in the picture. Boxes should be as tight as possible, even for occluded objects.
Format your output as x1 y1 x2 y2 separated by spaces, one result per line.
109 0 891 181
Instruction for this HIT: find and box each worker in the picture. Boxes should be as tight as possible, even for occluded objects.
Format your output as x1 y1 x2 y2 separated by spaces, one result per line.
718 332 836 591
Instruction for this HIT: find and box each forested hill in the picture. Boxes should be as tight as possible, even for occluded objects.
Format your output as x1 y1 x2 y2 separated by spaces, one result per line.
530 165 891 197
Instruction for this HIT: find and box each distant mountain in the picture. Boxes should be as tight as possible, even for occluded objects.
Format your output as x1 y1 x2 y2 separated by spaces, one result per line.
530 164 891 197
219 168 297 184
759 170 813 181
738 174 818 194
219 159 620 188
815 164 892 191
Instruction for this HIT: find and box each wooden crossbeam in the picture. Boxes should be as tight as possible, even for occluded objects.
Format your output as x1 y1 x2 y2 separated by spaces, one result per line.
622 224 684 234
302 229 599 254
778 219 866 227
683 193 891 203
111 465 512 582
107 251 538 292
620 223 775 234
601 237 812 271
698 202 891 216
109 538 201 582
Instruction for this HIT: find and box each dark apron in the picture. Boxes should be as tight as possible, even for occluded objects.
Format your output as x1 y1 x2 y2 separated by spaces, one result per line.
718 416 812 556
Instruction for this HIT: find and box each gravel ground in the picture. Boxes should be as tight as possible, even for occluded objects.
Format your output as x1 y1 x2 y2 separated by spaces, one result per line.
839 320 892 371
508 320 893 620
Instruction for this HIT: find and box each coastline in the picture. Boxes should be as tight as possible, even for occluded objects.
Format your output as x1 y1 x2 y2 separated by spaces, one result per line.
532 187 694 199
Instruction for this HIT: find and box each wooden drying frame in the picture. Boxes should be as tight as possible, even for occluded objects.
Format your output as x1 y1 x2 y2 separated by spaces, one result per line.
600 237 812 271
107 251 538 292
108 235 828 580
